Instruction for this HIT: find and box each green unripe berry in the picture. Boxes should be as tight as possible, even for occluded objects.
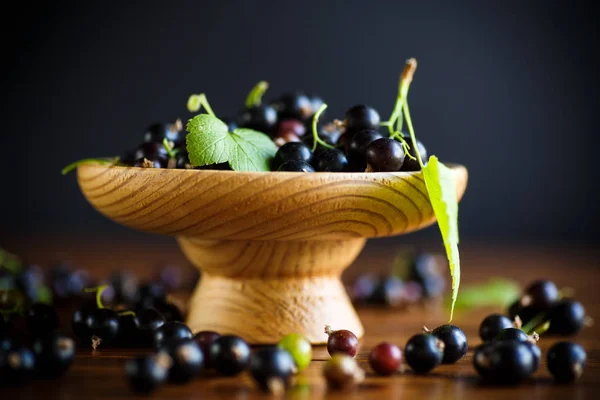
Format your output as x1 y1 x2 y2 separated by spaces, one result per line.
278 333 312 372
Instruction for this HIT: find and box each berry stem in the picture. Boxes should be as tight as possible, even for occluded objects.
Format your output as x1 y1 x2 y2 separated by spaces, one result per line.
324 325 334 336
162 138 177 159
521 311 548 335
311 104 335 152
84 284 109 309
118 311 136 317
187 93 216 117
244 81 269 109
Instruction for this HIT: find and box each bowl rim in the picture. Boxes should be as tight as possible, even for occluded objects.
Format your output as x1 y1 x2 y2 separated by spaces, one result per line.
77 162 466 177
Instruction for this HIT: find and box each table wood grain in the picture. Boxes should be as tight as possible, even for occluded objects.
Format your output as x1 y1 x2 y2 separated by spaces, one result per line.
1 235 599 399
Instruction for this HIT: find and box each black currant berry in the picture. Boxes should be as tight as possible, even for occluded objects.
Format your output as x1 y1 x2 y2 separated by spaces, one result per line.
26 303 60 337
522 341 542 371
116 312 141 347
135 308 166 347
15 265 44 301
153 321 193 349
521 280 559 308
547 300 586 335
1 347 36 384
277 160 315 172
323 353 365 389
370 276 404 307
193 331 221 369
125 354 169 394
88 308 120 346
311 148 348 172
143 121 183 145
272 93 313 121
348 129 383 165
240 105 278 134
154 302 184 323
272 142 312 170
476 341 537 384
72 306 94 342
249 347 295 393
221 117 238 132
365 138 405 172
209 335 251 376
404 333 444 374
479 314 514 341
495 328 530 342
547 341 586 383
430 324 468 364
108 270 139 305
160 338 203 383
400 136 427 171
135 282 167 309
507 300 539 327
175 151 191 169
32 333 76 377
344 105 380 132
134 142 169 163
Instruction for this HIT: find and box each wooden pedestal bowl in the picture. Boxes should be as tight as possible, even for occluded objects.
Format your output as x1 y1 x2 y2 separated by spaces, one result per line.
76 164 468 344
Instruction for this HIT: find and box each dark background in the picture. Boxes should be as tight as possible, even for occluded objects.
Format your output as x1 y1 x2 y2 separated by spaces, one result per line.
2 0 599 243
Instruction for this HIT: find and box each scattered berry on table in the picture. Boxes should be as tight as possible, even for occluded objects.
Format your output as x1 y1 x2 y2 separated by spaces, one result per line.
153 321 193 349
495 327 533 343
87 308 120 347
368 342 402 376
125 354 170 394
209 335 251 376
427 324 467 364
26 303 60 337
1 347 36 384
479 314 514 341
521 280 559 309
323 353 365 390
547 299 586 335
404 333 444 374
160 338 203 383
324 325 359 358
32 333 75 377
249 347 295 394
193 331 221 369
547 341 587 383
473 340 537 384
277 333 312 372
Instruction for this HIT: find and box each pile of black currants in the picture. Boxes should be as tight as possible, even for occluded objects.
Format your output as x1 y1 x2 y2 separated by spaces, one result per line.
349 251 445 308
119 90 426 173
506 280 587 336
125 330 313 395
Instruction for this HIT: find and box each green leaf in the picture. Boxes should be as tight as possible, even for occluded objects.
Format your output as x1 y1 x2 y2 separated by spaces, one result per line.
186 114 232 167
61 157 119 175
448 278 520 313
422 155 461 321
228 128 277 171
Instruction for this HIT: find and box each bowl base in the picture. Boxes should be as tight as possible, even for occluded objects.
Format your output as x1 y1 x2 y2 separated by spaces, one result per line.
178 236 366 344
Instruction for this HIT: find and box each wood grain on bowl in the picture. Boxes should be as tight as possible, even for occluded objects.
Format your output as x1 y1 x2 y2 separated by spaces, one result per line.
76 165 468 343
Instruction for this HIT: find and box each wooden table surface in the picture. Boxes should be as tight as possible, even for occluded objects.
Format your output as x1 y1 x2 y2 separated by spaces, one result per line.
1 235 599 399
